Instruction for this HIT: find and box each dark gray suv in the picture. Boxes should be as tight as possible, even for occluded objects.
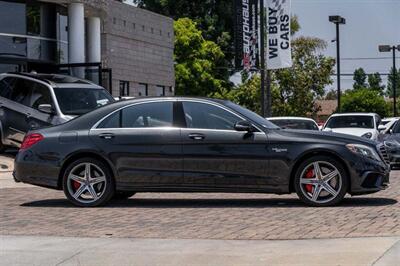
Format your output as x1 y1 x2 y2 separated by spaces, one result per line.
0 73 114 151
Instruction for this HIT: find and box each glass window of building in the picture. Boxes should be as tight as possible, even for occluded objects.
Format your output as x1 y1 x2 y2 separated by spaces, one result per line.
138 83 148 96
119 81 130 96
156 85 165 96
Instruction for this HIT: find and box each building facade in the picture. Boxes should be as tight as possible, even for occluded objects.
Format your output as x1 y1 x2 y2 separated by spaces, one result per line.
0 0 175 97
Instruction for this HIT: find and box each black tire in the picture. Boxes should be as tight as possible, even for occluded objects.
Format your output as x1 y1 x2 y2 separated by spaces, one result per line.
113 191 136 200
294 155 348 207
62 157 115 207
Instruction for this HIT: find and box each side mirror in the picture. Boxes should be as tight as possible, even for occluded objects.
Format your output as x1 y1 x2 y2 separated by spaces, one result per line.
38 104 55 115
234 120 254 132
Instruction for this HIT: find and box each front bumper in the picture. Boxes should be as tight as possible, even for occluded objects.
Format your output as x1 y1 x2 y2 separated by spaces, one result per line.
349 157 390 195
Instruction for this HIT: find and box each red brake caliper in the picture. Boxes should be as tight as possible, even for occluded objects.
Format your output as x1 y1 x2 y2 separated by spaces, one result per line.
304 168 314 193
73 180 81 190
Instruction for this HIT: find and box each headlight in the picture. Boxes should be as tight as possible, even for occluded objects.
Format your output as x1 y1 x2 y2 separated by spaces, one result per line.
361 132 373 139
346 144 381 161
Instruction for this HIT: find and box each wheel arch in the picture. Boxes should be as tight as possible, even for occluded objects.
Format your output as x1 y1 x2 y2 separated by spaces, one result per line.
58 151 116 189
289 149 351 193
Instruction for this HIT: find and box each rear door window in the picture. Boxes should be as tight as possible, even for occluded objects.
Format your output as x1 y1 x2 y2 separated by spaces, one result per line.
0 77 16 99
10 78 33 107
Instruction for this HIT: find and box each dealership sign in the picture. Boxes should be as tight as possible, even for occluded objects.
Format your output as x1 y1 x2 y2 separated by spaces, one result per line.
265 0 292 69
234 0 258 70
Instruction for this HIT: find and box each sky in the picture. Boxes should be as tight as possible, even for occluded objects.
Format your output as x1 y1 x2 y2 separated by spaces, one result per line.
291 0 400 92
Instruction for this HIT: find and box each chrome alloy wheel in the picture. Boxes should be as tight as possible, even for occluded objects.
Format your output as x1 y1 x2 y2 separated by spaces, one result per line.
299 161 342 204
66 162 107 204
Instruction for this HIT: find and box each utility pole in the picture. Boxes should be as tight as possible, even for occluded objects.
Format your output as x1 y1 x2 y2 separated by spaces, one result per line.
260 0 266 117
329 15 346 113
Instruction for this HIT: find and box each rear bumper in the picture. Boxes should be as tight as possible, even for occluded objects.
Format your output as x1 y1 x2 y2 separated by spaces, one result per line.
13 150 61 189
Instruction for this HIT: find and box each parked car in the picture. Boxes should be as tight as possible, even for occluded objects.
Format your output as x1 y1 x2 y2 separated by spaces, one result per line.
378 117 399 134
0 72 114 151
14 97 390 207
267 117 319 130
382 120 400 168
323 113 381 141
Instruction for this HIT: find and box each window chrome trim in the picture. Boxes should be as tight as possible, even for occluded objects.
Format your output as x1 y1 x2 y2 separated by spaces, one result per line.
91 98 263 132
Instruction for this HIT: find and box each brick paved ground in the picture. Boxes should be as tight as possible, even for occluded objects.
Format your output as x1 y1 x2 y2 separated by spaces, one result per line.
1 171 399 240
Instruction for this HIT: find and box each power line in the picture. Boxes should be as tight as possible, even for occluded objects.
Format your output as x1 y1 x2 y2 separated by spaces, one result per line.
341 56 400 61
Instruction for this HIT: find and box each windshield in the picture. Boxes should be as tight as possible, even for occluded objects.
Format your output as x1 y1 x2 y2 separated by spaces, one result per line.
325 115 374 129
54 87 114 115
270 119 319 130
225 101 279 129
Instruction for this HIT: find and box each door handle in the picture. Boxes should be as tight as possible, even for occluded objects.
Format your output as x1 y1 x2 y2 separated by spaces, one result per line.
99 133 115 140
188 133 205 140
25 113 32 119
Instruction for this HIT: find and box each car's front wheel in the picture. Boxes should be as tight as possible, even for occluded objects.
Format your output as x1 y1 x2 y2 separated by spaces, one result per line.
294 156 348 207
63 158 115 207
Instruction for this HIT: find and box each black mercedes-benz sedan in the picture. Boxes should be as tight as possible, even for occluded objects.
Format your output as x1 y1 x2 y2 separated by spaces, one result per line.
14 97 390 207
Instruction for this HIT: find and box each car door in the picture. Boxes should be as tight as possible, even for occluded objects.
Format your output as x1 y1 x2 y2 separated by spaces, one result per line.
89 100 183 189
0 76 17 145
2 77 33 144
180 100 271 190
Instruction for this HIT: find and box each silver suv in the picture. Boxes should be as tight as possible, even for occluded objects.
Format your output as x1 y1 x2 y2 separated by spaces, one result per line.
0 73 114 151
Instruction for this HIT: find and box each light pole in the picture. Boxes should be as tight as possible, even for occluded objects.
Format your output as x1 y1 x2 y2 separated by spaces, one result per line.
329 15 346 113
379 45 400 117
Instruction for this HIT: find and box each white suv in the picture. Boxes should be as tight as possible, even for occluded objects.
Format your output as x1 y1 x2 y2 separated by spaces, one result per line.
323 113 381 141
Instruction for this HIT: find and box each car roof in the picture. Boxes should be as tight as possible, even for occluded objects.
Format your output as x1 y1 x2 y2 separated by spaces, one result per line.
267 116 317 122
329 112 378 117
2 72 102 88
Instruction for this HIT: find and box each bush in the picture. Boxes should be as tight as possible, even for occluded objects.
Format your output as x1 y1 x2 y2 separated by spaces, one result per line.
341 88 389 117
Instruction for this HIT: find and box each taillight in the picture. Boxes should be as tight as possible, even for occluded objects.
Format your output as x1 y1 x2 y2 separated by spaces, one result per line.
20 133 44 150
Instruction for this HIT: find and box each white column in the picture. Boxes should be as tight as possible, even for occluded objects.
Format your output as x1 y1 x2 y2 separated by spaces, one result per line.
86 17 101 63
68 3 85 78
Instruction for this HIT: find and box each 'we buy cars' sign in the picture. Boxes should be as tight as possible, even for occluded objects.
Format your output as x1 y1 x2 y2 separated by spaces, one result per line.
265 0 292 69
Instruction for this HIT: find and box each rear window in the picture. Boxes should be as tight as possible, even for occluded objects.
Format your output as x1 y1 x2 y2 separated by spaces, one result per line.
54 87 114 115
325 115 374 129
270 119 319 130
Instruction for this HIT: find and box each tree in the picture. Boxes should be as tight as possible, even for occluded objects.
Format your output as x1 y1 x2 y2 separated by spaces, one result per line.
353 68 367 90
325 89 338 100
174 18 226 96
213 74 262 114
341 88 389 117
271 36 335 116
213 37 335 116
136 0 234 85
367 72 384 94
387 67 400 98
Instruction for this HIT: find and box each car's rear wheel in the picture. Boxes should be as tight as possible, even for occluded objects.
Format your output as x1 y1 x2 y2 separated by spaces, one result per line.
294 156 348 207
113 191 136 200
63 158 114 207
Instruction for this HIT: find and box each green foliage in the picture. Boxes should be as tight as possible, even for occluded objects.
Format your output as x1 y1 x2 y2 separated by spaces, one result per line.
387 67 400 98
213 74 262 114
325 89 338 100
137 0 233 84
341 88 389 117
271 36 335 116
174 18 226 96
353 68 367 90
213 35 335 117
367 72 384 95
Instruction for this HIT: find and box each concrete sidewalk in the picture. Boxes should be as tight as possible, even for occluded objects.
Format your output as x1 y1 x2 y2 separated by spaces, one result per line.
1 235 399 266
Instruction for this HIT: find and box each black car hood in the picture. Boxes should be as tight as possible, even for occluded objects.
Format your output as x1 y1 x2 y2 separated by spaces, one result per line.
271 128 377 146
